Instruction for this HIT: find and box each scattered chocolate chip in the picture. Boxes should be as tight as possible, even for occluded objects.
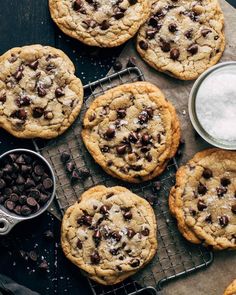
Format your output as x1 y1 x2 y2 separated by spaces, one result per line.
11 109 27 120
123 210 132 220
100 205 110 215
110 231 122 242
219 215 229 227
37 85 47 97
197 183 207 195
32 107 44 118
205 214 212 223
101 146 110 153
128 131 139 143
91 250 100 264
55 87 65 98
117 108 126 119
15 96 31 107
146 29 156 39
13 66 24 81
61 152 71 163
168 23 177 33
88 112 96 122
105 126 116 139
0 94 6 103
184 29 193 39
93 229 102 246
100 20 110 30
202 168 213 179
138 110 149 124
114 8 125 20
190 209 197 216
110 248 119 256
141 228 150 236
78 215 92 226
4 200 15 211
127 57 136 68
116 144 127 155
221 177 231 187
28 60 39 70
66 162 75 173
21 205 32 216
130 259 140 268
216 187 227 197
78 168 90 180
201 28 212 37
127 228 135 239
43 178 53 190
170 48 180 60
197 200 207 211
187 44 198 55
160 38 171 52
141 133 151 145
113 60 122 71
139 40 148 50
231 204 236 214
72 0 82 11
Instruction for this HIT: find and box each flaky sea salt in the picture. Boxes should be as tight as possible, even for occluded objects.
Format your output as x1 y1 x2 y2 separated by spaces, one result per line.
196 68 236 141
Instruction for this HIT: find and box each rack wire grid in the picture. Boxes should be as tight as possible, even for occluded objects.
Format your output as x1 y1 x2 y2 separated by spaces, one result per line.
34 67 214 295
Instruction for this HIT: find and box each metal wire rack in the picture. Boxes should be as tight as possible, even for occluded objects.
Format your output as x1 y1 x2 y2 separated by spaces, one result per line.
33 67 214 295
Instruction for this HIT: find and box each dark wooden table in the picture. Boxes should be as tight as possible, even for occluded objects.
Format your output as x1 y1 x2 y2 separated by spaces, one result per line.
0 1 235 294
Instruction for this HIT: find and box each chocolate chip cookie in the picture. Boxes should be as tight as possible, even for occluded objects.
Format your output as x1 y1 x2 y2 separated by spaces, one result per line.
224 279 236 295
61 185 157 285
0 45 83 139
49 0 151 47
82 82 180 183
137 0 225 80
169 149 236 250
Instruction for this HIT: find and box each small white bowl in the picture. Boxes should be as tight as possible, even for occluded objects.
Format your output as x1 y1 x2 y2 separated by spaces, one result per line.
189 61 236 150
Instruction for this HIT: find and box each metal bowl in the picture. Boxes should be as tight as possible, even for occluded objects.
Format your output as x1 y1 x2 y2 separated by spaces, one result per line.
0 149 56 235
189 61 236 150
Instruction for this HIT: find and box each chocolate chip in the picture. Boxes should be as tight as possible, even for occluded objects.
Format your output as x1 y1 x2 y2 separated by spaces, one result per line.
77 168 90 180
168 23 177 33
105 126 116 139
21 205 32 216
32 107 44 118
202 168 213 179
128 0 137 4
127 57 136 68
82 19 97 29
146 29 156 39
141 228 150 236
187 44 198 55
100 20 110 30
91 251 100 264
113 60 122 71
66 162 75 173
190 209 197 216
88 113 96 122
39 194 50 205
216 187 227 197
100 205 110 215
214 35 219 40
197 183 207 195
34 165 44 176
110 231 122 242
160 38 171 52
78 215 92 226
197 200 207 211
116 144 127 155
21 165 32 174
26 197 38 208
130 259 140 268
72 0 82 10
128 132 139 143
148 17 158 28
93 230 102 246
221 177 231 187
4 200 15 211
9 193 19 202
0 179 6 189
61 152 71 163
219 215 229 227
127 228 135 239
130 165 142 171
37 85 47 97
117 109 126 119
110 248 119 256
76 238 83 249
141 133 151 145
170 48 180 60
13 66 24 81
114 8 125 20
46 64 56 72
184 29 193 39
138 110 149 124
28 60 39 70
19 195 27 205
43 178 53 190
107 160 113 167
11 109 27 120
139 40 148 50
201 28 212 37
14 205 22 215
123 210 132 220
205 214 212 223
55 87 65 98
15 96 31 107
0 94 6 103
146 153 152 162
231 204 236 214
101 146 110 153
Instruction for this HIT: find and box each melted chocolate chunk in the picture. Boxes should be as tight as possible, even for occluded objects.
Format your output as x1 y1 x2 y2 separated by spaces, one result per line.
100 20 110 30
110 231 122 242
184 29 193 39
130 259 140 268
0 94 6 103
139 40 148 50
15 96 31 107
100 205 110 215
216 187 227 197
117 108 126 119
231 204 236 214
105 126 116 139
28 60 39 70
128 131 139 143
221 177 231 187
201 28 212 37
187 44 198 55
116 144 127 155
77 238 83 249
123 210 132 220
146 29 157 39
32 107 44 118
55 87 65 98
205 214 212 223
141 228 150 236
13 66 24 81
91 250 100 264
168 23 177 33
170 48 180 60
160 38 171 52
127 228 136 239
128 0 137 5
11 109 27 120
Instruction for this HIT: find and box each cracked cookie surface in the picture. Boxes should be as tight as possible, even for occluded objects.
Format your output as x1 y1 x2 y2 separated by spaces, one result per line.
137 0 225 80
82 82 180 183
224 279 236 295
0 45 83 139
169 149 236 250
61 185 158 285
49 0 151 47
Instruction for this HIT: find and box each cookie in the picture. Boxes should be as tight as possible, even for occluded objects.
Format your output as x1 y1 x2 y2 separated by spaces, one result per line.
137 0 225 80
82 81 180 183
49 0 151 47
169 149 236 250
61 185 158 285
0 45 83 139
224 279 236 295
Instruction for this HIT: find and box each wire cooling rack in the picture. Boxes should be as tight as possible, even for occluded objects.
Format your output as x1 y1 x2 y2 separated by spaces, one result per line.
34 67 214 294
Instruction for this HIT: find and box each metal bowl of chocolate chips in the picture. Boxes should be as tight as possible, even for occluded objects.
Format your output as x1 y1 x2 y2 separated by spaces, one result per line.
0 149 56 235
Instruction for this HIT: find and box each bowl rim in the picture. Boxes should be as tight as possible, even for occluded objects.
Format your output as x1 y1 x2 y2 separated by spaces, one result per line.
188 61 236 150
0 148 56 221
